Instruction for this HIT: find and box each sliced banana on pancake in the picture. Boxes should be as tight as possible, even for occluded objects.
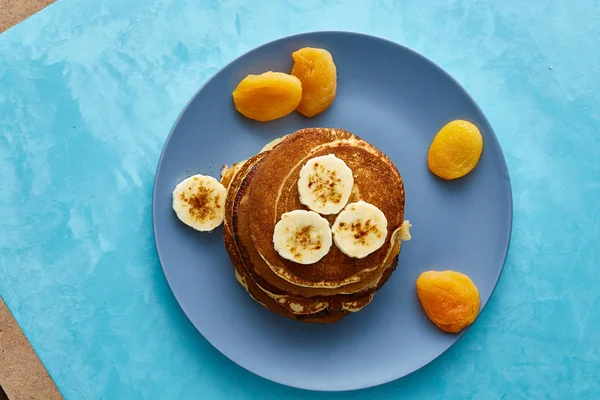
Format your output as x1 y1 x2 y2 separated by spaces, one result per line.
273 210 333 265
297 154 354 215
331 200 388 258
172 174 226 231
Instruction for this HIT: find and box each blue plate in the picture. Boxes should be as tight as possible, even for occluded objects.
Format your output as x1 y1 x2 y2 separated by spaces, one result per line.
153 32 512 391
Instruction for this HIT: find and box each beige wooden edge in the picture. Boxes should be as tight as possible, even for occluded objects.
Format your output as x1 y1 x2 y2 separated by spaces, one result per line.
0 0 56 33
0 296 62 399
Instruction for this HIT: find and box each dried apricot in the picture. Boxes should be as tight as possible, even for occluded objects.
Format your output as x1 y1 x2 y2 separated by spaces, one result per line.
416 270 480 333
427 120 483 180
291 47 337 117
232 71 302 121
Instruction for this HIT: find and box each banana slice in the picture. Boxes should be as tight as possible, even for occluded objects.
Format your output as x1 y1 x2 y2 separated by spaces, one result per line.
400 220 412 241
297 154 354 215
172 174 226 231
273 210 333 264
331 201 388 258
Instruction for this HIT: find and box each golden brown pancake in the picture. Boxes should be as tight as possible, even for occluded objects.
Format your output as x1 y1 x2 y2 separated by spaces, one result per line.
223 128 406 323
223 151 349 322
248 128 405 289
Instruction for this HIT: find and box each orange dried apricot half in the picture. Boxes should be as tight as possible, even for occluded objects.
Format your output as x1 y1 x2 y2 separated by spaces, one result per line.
232 71 302 121
291 47 337 117
427 120 483 180
416 270 480 333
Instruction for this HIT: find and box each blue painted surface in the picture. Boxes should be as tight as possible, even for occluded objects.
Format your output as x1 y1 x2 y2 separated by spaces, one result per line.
0 0 598 398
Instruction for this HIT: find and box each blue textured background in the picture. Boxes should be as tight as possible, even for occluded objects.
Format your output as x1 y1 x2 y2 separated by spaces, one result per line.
0 0 599 398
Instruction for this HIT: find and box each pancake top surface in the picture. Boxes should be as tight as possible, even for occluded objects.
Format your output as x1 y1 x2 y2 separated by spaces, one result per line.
247 128 405 288
227 150 398 301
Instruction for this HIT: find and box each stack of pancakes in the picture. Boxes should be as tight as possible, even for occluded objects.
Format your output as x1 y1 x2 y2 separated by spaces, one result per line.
222 128 406 323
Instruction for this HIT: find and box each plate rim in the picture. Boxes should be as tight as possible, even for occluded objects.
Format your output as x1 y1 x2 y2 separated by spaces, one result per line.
152 30 513 392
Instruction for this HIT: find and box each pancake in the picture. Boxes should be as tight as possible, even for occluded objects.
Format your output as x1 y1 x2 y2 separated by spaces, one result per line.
247 129 405 288
223 151 349 322
223 128 408 323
